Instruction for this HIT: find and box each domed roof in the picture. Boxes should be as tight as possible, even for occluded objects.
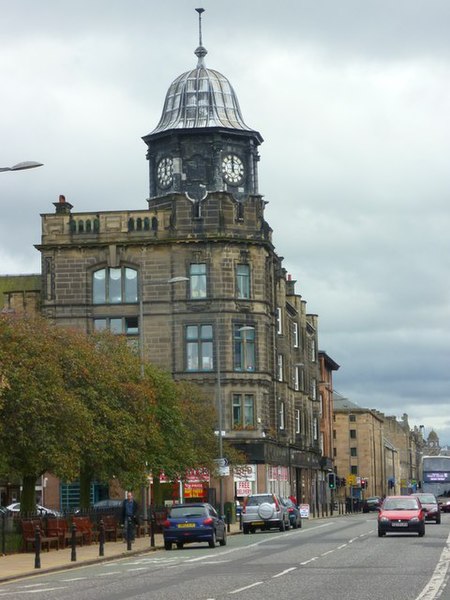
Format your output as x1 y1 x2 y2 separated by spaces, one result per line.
151 45 256 135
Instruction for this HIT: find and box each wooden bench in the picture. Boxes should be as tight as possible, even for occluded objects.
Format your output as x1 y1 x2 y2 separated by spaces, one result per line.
21 520 59 552
99 515 119 542
72 516 94 545
46 517 83 547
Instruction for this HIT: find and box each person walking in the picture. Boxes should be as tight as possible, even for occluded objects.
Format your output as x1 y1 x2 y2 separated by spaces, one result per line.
121 491 139 542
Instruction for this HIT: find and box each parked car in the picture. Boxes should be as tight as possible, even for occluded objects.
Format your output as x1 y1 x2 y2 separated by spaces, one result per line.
6 502 61 517
411 493 441 524
162 503 226 550
377 495 425 537
241 493 290 534
281 498 302 529
362 496 382 513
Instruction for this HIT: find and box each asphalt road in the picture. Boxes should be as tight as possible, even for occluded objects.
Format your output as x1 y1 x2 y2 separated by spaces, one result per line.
1 513 449 600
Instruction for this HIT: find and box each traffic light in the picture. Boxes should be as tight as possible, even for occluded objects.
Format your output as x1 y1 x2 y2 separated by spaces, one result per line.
361 479 367 489
327 472 336 489
341 478 346 487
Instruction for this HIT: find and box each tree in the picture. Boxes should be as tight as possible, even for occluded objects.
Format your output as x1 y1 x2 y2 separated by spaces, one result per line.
0 315 91 510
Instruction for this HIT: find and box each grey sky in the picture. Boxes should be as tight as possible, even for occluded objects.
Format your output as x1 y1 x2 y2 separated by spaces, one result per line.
2 1 450 443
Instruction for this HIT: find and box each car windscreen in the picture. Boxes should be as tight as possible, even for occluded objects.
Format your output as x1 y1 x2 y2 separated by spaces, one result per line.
246 495 273 506
383 499 419 510
416 495 437 504
169 507 207 518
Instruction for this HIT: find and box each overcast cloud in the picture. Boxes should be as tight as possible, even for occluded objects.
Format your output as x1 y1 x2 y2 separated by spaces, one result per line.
1 1 450 444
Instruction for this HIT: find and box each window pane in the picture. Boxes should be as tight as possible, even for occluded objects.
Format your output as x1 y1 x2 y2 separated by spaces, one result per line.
232 395 241 426
125 317 139 335
200 324 213 339
187 342 199 370
244 340 255 371
190 263 207 298
186 325 199 340
93 269 106 304
201 341 213 370
236 264 250 299
94 318 107 330
110 318 123 334
124 268 138 303
244 395 254 426
109 268 122 303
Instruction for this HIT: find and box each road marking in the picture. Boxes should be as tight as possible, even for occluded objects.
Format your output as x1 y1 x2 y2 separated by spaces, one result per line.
321 550 334 556
185 553 217 562
96 571 121 576
272 567 297 578
61 577 88 581
127 567 149 572
0 588 67 594
300 556 319 565
415 530 450 600
230 582 264 594
337 544 347 550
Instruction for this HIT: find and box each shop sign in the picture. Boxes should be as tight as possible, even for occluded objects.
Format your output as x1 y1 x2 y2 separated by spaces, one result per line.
233 465 257 482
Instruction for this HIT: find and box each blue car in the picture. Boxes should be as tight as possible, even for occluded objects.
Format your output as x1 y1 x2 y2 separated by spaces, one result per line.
162 503 227 550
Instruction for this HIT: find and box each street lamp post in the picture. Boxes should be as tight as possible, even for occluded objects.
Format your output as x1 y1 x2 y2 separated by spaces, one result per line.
0 161 43 173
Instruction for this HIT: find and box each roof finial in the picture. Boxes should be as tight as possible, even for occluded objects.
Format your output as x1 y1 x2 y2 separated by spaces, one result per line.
194 8 207 66
195 8 205 46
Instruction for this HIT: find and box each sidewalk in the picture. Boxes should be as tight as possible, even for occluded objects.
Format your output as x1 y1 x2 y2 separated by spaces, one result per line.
0 523 242 583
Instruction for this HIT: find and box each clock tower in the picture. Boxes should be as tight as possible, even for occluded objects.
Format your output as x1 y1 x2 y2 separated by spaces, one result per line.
142 9 263 205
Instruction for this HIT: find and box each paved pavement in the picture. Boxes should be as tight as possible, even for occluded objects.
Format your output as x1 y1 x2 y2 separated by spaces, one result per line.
0 522 243 583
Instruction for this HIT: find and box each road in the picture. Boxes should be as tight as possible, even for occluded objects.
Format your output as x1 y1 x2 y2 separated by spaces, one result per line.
1 513 449 599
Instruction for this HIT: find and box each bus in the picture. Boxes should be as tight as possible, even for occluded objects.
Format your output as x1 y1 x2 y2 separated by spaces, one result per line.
421 455 450 498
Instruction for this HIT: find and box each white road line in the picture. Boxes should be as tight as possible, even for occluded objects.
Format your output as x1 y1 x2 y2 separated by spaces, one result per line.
61 577 88 582
337 544 348 549
127 567 149 572
230 582 264 594
415 530 450 600
0 588 67 594
321 550 334 557
272 567 297 578
300 556 319 565
96 571 121 576
185 553 217 563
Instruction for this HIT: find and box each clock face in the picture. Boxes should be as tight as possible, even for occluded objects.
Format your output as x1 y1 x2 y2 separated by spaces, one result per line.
157 157 173 188
222 154 244 185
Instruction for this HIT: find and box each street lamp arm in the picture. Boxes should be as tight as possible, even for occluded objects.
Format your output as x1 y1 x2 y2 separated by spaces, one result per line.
0 161 43 172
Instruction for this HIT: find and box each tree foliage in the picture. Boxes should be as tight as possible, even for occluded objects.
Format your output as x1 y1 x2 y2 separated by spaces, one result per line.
0 314 225 511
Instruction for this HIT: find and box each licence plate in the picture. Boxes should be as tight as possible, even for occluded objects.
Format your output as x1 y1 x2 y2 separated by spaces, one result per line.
391 522 408 527
251 521 264 526
177 523 195 528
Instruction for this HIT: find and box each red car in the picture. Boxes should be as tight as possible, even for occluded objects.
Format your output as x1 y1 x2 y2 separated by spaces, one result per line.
378 495 425 537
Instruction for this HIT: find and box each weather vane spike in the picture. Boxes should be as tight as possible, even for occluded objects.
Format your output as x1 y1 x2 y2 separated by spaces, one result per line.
195 8 205 47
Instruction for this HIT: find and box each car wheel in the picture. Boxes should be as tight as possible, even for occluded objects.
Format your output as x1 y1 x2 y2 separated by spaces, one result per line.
292 520 297 529
164 541 172 550
208 530 217 548
378 529 384 537
176 542 184 549
219 530 227 546
279 519 286 532
436 516 441 524
243 524 249 535
298 518 302 528
418 526 425 537
258 503 274 520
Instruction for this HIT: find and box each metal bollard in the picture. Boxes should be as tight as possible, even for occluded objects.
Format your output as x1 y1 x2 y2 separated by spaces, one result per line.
98 519 105 557
1 510 5 556
71 523 77 562
126 516 132 551
34 526 41 569
150 511 155 548
226 510 231 533
239 511 242 531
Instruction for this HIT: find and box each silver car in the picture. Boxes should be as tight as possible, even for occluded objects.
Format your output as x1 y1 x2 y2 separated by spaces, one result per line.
241 493 290 534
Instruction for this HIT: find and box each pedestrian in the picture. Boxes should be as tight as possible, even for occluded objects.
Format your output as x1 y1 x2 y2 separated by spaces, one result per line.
121 491 139 542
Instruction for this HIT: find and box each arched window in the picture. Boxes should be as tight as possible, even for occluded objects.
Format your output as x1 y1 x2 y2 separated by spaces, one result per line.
151 217 158 231
144 217 150 231
128 218 135 231
93 267 138 304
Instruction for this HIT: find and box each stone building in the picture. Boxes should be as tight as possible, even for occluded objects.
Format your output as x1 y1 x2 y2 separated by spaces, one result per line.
35 20 327 509
333 394 385 498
